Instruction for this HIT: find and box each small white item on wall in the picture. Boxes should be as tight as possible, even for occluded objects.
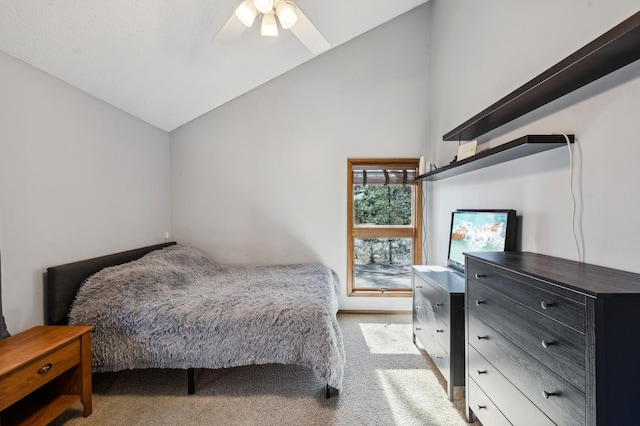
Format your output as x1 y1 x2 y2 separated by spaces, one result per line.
457 140 478 161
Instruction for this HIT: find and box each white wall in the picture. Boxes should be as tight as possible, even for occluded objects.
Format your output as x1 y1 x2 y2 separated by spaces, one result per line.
0 51 171 333
171 5 431 311
427 1 640 272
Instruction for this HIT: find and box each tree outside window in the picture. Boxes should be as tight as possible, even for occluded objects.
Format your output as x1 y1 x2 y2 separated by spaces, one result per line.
347 159 422 296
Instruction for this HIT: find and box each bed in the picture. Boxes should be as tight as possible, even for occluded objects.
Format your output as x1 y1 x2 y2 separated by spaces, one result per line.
45 243 345 397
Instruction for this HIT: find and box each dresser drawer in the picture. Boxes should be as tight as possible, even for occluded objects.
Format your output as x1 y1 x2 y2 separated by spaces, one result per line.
0 338 80 410
414 303 450 354
468 260 585 332
414 317 450 380
469 280 585 390
414 275 451 326
414 314 437 354
432 321 450 354
468 345 554 426
427 338 450 381
469 314 586 425
468 378 510 426
413 293 432 326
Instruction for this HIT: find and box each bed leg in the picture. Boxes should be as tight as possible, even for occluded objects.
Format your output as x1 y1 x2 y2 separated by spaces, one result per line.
188 368 195 394
326 384 330 399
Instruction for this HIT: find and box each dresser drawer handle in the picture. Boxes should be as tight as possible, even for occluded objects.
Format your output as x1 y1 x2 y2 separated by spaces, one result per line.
476 335 489 340
415 306 422 310
475 300 485 306
474 273 486 279
415 327 422 331
540 301 554 310
542 390 558 399
436 329 444 333
477 404 487 410
435 303 444 307
416 285 423 289
477 370 487 375
38 363 53 375
541 339 554 349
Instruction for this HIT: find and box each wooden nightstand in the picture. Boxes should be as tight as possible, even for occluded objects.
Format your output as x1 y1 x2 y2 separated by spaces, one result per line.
0 325 93 425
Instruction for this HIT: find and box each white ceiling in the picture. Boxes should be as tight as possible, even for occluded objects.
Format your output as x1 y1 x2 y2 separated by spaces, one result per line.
0 0 429 132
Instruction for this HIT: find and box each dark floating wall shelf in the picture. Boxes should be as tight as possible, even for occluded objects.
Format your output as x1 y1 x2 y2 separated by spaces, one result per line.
443 10 640 142
417 135 574 181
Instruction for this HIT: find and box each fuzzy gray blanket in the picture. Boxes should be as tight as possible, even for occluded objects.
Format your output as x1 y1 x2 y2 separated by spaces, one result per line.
68 245 345 390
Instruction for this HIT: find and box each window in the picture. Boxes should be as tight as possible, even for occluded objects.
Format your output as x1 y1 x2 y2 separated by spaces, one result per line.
347 159 422 296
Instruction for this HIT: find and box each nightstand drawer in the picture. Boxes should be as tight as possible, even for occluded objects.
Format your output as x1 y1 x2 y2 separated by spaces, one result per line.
0 338 79 410
467 260 585 332
468 280 585 390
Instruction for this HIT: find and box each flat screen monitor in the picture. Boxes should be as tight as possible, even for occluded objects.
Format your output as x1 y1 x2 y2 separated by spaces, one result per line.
447 209 516 272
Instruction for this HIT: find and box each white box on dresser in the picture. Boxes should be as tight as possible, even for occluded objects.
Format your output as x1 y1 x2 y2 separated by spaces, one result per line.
465 251 640 426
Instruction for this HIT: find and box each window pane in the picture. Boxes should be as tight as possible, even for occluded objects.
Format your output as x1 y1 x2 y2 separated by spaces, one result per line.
353 185 413 226
353 237 413 290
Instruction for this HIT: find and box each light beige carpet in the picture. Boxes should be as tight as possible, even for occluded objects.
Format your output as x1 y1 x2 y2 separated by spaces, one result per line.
53 314 479 425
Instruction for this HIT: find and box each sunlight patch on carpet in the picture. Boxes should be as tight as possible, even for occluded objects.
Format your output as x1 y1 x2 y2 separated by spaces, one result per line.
376 369 467 426
359 323 419 354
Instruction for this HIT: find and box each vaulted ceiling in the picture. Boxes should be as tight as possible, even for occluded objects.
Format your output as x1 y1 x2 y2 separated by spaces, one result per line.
0 0 429 131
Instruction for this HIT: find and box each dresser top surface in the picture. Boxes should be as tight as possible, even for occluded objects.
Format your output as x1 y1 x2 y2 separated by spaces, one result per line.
466 251 640 297
413 265 466 293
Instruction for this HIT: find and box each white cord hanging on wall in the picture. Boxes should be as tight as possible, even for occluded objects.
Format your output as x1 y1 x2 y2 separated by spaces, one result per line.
555 132 583 263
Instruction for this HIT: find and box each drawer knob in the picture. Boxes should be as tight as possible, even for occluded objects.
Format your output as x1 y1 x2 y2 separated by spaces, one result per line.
477 370 487 375
435 355 443 359
416 285 422 289
415 327 422 331
436 303 444 307
542 390 558 399
415 306 422 310
477 335 489 340
474 273 486 279
541 339 553 349
38 363 53 375
436 329 444 333
477 404 487 410
540 301 554 310
475 300 486 306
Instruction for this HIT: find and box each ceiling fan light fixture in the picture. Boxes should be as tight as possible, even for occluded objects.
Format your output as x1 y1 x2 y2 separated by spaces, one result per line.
254 0 274 14
216 0 331 54
275 1 297 29
235 0 258 27
261 12 278 37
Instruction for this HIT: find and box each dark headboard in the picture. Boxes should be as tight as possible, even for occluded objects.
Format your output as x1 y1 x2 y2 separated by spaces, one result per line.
0 250 10 339
45 242 176 325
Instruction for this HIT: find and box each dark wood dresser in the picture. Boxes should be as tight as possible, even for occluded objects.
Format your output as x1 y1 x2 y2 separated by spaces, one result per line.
465 251 640 426
412 265 465 401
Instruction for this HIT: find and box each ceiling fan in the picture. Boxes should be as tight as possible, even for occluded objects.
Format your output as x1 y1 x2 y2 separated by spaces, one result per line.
213 0 331 54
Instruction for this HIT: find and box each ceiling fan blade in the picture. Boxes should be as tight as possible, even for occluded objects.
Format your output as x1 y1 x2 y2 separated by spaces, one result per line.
212 13 248 45
289 6 330 54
